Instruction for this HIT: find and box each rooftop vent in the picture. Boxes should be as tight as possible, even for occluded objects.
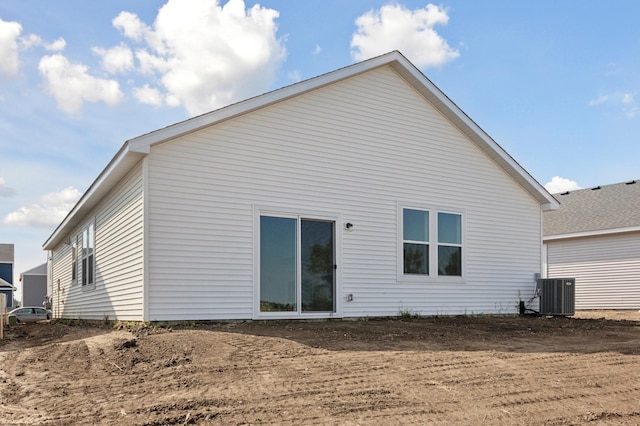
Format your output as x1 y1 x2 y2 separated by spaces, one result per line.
560 191 570 195
626 180 637 185
591 186 601 190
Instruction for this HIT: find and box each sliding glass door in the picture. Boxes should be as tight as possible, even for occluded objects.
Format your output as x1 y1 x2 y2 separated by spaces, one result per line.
260 215 335 314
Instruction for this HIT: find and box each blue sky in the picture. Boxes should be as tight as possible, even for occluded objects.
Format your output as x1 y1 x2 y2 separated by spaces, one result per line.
1 0 639 296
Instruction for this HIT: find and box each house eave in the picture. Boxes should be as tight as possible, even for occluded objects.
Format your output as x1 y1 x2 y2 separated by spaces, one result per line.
387 60 558 209
544 225 640 241
0 278 16 290
42 144 146 250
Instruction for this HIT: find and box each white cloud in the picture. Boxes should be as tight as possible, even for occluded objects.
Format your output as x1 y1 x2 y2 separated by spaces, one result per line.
0 18 22 77
17 33 65 52
0 177 17 197
544 176 581 194
588 95 608 107
625 106 638 118
20 33 42 49
133 84 163 106
115 0 286 115
351 3 459 67
287 69 301 83
313 44 321 55
589 92 638 119
45 37 67 51
38 54 124 114
93 44 134 73
113 11 147 42
3 187 81 227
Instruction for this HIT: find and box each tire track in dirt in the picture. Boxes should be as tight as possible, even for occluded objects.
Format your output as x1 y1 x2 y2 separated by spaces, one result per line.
2 315 640 425
470 350 640 424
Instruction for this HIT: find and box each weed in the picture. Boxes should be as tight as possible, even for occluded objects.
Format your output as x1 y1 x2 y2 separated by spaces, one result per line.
398 308 422 319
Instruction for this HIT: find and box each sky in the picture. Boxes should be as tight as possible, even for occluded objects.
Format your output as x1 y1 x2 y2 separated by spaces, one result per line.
1 0 639 298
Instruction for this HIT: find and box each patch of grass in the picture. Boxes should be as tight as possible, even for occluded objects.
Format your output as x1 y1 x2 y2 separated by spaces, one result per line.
398 308 422 319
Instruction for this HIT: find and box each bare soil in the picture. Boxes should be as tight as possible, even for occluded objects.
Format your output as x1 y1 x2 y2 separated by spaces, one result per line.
1 310 640 425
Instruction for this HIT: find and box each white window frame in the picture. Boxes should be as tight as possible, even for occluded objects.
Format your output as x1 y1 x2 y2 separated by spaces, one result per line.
80 220 96 289
398 203 465 282
71 237 78 284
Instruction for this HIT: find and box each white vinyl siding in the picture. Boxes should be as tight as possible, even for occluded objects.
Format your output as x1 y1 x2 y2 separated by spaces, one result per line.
546 232 640 309
146 65 543 320
49 161 145 320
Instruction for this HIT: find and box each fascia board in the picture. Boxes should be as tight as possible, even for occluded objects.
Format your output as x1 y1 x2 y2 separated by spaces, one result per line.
388 58 558 209
42 144 145 250
543 226 640 241
541 201 560 212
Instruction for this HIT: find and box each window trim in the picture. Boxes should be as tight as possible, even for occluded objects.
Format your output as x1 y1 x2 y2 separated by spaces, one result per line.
436 210 463 277
71 237 78 284
398 203 466 283
80 219 96 290
402 207 431 276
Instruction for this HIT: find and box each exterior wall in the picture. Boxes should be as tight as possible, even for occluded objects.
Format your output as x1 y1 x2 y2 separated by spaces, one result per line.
0 263 12 284
146 65 543 321
546 231 640 309
22 274 47 306
49 161 145 320
0 244 14 263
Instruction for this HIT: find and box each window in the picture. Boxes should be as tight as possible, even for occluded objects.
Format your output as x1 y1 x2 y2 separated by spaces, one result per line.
403 209 429 275
401 207 463 278
438 212 462 276
81 223 95 287
71 239 77 283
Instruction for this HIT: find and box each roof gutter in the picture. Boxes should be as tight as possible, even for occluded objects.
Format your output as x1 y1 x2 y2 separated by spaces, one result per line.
544 225 640 241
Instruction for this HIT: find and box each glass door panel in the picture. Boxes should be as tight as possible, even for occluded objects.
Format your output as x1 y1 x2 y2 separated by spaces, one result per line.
301 219 335 312
260 216 297 312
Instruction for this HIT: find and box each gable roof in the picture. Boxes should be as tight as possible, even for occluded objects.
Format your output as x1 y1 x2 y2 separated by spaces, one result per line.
544 180 640 239
0 278 16 290
43 51 557 250
20 263 47 279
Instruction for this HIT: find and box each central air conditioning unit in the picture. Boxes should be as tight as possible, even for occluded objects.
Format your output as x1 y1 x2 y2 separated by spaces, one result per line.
536 278 575 316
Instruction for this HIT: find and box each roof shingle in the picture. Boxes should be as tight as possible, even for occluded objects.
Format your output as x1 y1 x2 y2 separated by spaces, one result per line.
543 180 640 236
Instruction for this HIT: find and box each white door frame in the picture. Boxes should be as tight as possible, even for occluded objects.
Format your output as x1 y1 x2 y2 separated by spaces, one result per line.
253 205 343 320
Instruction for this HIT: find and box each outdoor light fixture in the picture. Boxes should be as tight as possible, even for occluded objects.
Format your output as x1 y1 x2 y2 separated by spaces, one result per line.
345 222 353 230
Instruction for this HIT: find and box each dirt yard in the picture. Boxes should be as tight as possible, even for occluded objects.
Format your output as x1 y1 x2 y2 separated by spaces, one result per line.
1 311 639 425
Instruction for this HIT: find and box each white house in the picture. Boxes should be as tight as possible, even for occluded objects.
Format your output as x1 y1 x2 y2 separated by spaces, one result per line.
543 180 640 309
43 51 558 322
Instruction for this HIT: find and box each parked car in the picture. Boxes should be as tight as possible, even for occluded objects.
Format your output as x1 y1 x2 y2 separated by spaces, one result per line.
8 307 51 323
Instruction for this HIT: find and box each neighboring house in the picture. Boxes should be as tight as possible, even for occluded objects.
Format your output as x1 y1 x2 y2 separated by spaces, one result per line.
0 243 15 308
543 180 640 309
43 51 558 322
20 263 47 307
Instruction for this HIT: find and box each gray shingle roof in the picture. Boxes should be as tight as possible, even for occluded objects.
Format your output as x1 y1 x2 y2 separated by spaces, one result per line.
21 263 47 276
543 180 640 236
